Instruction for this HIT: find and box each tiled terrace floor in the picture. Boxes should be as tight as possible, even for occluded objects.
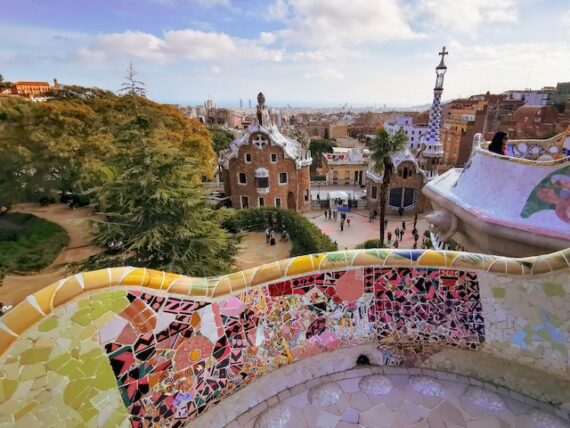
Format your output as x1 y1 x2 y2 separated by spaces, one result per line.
230 370 569 428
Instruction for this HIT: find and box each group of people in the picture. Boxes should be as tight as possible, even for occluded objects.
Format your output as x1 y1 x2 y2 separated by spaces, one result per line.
324 209 351 231
386 215 422 249
265 225 289 246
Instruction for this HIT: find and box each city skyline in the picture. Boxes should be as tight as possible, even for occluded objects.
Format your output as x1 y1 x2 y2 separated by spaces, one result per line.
2 0 570 106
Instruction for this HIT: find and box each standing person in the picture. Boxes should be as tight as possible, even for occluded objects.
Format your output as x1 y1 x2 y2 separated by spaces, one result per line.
265 226 271 245
347 216 351 228
340 220 344 232
328 208 332 219
387 231 392 246
412 226 418 237
333 210 337 221
393 240 399 248
324 209 328 220
488 131 508 156
270 229 276 246
402 220 406 231
395 227 400 241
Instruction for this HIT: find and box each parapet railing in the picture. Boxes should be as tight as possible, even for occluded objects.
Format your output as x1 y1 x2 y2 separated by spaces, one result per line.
1 247 569 427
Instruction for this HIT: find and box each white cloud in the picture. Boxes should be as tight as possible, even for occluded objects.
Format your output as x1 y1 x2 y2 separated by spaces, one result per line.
305 68 345 81
418 0 518 33
211 65 221 75
259 32 277 45
275 0 421 48
266 0 290 21
79 29 283 64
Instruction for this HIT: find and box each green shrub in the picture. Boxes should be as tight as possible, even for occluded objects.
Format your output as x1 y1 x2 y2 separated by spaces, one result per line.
0 213 69 277
221 208 337 256
355 239 385 249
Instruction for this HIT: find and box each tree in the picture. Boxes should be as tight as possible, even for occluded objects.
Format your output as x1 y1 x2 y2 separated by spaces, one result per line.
369 128 407 246
90 141 237 276
309 139 335 173
208 127 234 154
119 62 147 97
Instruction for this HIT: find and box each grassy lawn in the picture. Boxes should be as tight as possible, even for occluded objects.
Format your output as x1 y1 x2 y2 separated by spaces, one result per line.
0 213 69 277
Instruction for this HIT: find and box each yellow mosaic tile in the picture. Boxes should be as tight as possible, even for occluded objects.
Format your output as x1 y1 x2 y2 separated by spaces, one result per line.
213 277 233 298
29 283 60 315
52 278 84 307
531 256 552 275
417 250 447 267
120 268 148 287
286 255 314 277
384 251 414 267
250 261 283 286
1 301 44 336
352 250 387 267
167 276 192 295
82 269 111 291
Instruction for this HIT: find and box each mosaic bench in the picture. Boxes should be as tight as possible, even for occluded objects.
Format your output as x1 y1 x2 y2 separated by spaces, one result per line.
1 248 569 427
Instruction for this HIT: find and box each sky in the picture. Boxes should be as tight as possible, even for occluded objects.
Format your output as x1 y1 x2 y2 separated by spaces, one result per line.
2 0 570 107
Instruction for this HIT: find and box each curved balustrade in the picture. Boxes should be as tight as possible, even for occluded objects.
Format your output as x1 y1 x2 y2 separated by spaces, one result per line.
1 248 569 427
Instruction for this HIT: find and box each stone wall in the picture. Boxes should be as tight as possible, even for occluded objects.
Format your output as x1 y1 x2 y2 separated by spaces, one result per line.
0 248 569 427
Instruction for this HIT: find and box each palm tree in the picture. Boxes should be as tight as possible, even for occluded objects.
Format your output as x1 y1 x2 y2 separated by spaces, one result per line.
369 128 408 247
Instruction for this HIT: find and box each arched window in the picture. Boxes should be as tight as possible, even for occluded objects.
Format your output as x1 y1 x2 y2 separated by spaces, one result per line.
255 168 269 194
389 188 416 208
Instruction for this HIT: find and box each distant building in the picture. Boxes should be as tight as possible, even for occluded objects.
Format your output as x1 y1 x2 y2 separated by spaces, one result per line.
239 99 243 109
6 78 59 99
248 99 252 109
502 89 553 106
500 105 560 139
321 147 369 186
219 93 312 211
366 47 449 214
384 115 428 152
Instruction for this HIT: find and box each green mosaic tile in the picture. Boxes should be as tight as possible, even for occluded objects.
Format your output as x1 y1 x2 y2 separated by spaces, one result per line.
0 379 17 402
491 287 506 298
543 282 565 297
38 317 58 332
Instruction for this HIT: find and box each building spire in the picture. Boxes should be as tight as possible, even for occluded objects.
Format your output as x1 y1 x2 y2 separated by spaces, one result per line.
420 47 448 177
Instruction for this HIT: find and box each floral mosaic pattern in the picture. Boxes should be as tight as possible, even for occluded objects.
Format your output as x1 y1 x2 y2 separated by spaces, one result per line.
521 165 570 224
97 267 483 427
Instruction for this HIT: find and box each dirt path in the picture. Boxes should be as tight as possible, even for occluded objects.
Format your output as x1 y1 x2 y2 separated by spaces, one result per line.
233 232 292 271
0 204 101 306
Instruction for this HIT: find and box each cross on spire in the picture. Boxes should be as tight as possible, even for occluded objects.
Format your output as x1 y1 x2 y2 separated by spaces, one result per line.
437 46 448 69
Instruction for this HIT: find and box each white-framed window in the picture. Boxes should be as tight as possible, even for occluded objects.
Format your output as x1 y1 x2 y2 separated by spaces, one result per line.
275 198 281 208
255 168 270 194
240 196 249 208
270 153 278 163
279 172 288 184
258 197 265 207
238 172 247 185
245 153 252 163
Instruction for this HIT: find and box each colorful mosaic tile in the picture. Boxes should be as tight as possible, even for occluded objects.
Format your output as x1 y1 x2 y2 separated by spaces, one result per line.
0 248 569 426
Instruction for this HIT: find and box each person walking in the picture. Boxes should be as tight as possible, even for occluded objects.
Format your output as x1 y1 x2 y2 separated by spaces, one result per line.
265 226 271 245
413 212 418 229
402 220 406 231
395 227 400 241
328 208 332 219
333 210 337 221
340 220 344 232
324 209 328 220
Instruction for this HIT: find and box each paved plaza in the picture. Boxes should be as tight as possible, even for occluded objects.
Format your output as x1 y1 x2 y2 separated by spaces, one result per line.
304 209 431 250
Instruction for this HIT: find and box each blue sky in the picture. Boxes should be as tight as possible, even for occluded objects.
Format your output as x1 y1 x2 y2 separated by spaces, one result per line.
2 0 570 106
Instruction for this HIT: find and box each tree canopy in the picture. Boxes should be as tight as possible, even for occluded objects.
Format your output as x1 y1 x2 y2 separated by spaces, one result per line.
0 86 216 203
369 128 407 246
309 138 336 172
